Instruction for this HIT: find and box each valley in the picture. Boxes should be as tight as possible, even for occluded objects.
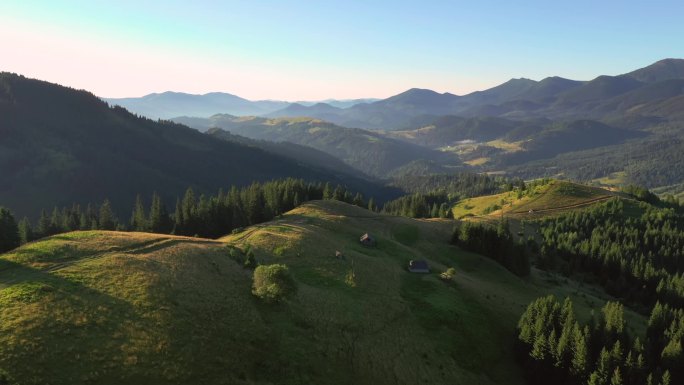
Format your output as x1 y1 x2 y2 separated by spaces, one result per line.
1 10 683 383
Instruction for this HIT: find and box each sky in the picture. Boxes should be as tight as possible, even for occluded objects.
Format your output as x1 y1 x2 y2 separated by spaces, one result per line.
2 0 683 100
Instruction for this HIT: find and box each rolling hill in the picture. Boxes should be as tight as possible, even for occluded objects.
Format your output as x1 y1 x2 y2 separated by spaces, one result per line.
0 73 388 219
383 117 641 168
451 180 617 220
0 199 645 385
175 115 461 178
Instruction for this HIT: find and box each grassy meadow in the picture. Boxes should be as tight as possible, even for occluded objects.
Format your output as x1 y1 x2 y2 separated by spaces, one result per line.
0 200 645 385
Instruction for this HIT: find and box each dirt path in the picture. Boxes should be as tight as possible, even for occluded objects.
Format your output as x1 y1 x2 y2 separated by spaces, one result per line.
506 195 613 215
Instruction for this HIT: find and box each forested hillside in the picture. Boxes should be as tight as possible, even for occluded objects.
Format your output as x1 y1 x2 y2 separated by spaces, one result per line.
177 115 460 178
0 73 389 219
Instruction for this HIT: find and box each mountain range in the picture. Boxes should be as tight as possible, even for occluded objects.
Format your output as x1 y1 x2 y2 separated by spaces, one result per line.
0 73 393 219
104 92 379 119
269 59 684 129
106 59 684 133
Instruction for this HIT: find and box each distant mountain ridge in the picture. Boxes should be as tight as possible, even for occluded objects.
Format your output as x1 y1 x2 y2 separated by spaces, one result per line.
0 73 392 218
104 92 378 119
105 59 684 130
265 59 684 129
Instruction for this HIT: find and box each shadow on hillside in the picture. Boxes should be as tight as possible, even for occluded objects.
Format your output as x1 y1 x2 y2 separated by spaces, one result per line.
0 258 162 383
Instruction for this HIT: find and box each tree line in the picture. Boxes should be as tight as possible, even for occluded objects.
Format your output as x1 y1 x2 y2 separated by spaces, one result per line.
451 220 531 276
380 192 453 219
517 295 680 385
0 178 369 250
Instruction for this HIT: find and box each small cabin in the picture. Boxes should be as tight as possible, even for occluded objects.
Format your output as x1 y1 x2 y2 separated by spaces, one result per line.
408 260 430 273
359 233 376 247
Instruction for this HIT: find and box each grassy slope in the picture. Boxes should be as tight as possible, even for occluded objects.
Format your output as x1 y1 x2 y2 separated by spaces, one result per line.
452 180 615 220
0 201 645 385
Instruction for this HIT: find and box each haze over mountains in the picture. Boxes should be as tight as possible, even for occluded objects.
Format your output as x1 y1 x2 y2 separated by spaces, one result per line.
110 59 684 130
165 59 684 193
3 58 684 219
104 92 379 119
0 73 394 219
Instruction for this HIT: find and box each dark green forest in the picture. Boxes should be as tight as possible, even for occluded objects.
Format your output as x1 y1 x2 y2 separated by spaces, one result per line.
513 194 684 385
517 296 680 385
6 179 367 245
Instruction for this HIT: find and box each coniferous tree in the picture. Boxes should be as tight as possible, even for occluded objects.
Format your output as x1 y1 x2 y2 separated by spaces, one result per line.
79 212 88 230
173 198 183 234
322 182 333 200
368 197 376 212
149 192 171 234
182 188 196 235
18 217 33 245
49 207 63 235
37 209 51 238
430 203 439 218
99 199 117 230
130 194 147 231
352 192 364 207
0 207 20 253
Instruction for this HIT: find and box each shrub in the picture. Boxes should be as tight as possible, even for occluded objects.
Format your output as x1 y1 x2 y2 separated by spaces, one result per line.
440 267 456 281
252 264 297 303
244 251 257 269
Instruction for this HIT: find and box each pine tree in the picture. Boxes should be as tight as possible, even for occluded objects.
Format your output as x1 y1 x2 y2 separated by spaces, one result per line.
368 197 376 212
352 192 364 207
149 192 171 234
322 183 333 200
0 207 20 253
530 333 548 362
182 188 196 234
99 199 116 230
130 194 147 231
79 212 88 230
571 324 589 379
18 217 33 244
49 207 62 235
610 367 623 385
173 198 183 234
37 209 51 237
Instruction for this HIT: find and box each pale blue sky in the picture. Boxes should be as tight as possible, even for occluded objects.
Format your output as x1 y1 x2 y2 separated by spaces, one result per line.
2 0 683 99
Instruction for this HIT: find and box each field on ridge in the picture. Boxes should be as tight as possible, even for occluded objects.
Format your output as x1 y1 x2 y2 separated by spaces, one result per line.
0 200 645 385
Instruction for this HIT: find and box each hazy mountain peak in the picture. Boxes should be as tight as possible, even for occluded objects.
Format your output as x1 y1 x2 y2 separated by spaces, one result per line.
625 58 684 83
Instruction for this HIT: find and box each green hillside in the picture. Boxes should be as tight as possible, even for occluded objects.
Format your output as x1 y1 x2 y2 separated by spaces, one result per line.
452 180 615 220
175 115 460 178
0 200 645 385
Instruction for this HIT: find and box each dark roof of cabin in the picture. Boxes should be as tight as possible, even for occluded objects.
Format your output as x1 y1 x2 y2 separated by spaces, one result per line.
409 260 429 270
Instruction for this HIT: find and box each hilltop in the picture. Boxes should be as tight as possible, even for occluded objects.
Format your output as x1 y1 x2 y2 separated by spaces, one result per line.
451 180 618 220
0 200 645 385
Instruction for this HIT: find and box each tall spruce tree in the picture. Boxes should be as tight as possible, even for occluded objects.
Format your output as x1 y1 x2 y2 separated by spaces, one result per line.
149 192 171 234
99 199 116 230
37 209 50 238
18 217 33 245
0 207 20 253
130 194 147 231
